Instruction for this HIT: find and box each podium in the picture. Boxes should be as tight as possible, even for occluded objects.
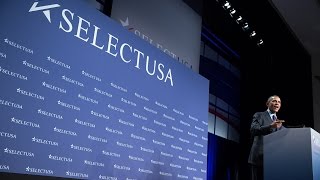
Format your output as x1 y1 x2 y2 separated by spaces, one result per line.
264 128 320 180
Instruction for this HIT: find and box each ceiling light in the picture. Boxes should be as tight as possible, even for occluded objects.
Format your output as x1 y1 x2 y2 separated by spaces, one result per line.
236 16 242 23
250 31 256 37
223 1 231 9
229 8 236 16
257 39 264 46
242 22 249 31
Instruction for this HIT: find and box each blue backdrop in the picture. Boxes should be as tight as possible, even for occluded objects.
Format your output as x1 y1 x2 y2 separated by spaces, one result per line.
0 0 209 179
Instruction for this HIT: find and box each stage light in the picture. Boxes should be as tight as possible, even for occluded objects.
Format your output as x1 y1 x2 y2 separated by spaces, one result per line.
236 16 243 23
242 22 249 31
229 8 236 16
223 1 231 9
249 31 256 37
257 39 264 46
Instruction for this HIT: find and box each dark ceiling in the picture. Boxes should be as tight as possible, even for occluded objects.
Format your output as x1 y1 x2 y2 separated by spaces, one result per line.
184 0 313 126
196 1 314 178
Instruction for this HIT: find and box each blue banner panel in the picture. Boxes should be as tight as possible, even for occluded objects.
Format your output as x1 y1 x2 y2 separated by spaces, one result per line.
0 0 209 180
311 129 320 179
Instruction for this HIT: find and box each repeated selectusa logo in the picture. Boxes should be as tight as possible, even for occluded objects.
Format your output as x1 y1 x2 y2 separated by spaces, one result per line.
11 117 40 128
22 60 49 75
32 137 58 146
0 131 17 139
48 154 73 162
0 165 10 171
0 52 7 59
3 38 33 54
0 98 24 109
98 174 118 180
70 144 92 152
25 166 54 175
4 148 34 157
66 171 89 178
119 17 192 69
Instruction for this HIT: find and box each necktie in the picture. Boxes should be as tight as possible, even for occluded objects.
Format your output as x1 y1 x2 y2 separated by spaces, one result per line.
272 115 278 131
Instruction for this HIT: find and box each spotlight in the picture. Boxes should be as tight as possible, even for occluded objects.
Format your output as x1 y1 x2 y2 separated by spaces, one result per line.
236 16 243 24
229 8 236 16
257 39 264 46
223 1 231 9
249 31 256 37
242 22 249 31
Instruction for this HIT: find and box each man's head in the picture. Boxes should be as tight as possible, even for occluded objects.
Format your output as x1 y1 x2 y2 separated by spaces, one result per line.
266 95 281 113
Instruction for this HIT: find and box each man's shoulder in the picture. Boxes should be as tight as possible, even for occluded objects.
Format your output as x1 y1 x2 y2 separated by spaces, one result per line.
253 111 268 118
254 111 267 116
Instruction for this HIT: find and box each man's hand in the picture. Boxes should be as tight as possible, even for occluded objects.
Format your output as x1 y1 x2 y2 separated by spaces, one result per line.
271 120 285 128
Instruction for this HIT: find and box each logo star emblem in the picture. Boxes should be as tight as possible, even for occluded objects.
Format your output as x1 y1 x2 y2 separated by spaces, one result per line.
120 17 129 27
29 2 60 23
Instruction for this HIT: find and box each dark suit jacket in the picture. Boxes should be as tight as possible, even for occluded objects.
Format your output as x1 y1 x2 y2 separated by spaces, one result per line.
248 110 285 166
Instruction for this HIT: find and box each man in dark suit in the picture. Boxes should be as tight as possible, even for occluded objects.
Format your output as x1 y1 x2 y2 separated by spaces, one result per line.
248 95 285 180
